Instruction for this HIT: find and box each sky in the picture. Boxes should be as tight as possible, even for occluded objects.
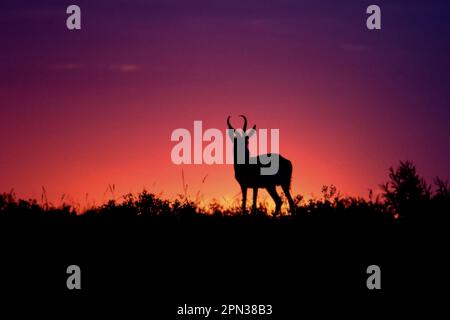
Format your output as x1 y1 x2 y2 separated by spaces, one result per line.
1 0 449 209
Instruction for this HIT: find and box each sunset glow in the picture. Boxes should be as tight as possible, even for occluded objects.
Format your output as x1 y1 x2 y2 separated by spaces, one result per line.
1 0 449 209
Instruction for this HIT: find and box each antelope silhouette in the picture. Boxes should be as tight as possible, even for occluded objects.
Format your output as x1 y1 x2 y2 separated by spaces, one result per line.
227 115 295 215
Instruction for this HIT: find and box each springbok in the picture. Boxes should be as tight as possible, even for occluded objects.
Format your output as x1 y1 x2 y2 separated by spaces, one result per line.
227 115 295 215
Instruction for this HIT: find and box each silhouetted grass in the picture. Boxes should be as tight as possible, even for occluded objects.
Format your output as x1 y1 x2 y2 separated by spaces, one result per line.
0 161 449 226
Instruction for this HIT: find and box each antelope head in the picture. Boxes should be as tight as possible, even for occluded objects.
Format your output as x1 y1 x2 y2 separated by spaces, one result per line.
227 115 256 150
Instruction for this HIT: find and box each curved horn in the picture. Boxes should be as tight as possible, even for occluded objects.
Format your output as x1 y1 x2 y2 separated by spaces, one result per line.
239 115 247 132
227 116 234 130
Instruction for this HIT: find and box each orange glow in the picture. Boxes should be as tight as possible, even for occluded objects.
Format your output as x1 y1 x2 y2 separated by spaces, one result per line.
1 1 449 209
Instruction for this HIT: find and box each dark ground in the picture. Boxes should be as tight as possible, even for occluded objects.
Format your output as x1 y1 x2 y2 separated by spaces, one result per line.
1 160 449 318
0 214 447 318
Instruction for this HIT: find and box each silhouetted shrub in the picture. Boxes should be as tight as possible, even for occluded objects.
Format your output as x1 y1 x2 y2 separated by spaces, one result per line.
0 161 447 226
381 161 431 221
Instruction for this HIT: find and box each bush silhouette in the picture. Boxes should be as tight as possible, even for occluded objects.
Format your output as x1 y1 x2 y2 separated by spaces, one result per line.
0 161 448 226
381 161 431 221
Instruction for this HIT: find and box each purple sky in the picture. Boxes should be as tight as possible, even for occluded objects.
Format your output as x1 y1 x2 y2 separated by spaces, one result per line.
1 0 449 206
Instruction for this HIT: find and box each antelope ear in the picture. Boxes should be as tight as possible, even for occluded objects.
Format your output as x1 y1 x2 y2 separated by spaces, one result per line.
246 125 256 138
227 128 235 140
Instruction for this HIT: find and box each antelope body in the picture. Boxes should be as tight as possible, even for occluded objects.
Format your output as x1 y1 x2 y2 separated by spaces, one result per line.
227 115 295 215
